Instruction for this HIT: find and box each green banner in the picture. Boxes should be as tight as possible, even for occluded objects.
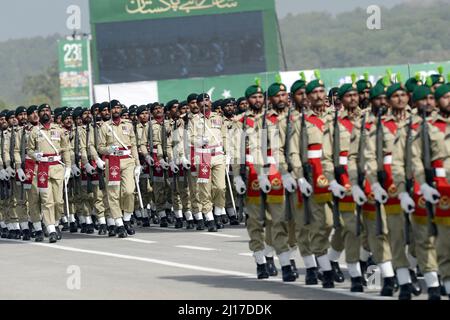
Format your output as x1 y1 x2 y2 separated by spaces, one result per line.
58 39 93 107
90 0 276 23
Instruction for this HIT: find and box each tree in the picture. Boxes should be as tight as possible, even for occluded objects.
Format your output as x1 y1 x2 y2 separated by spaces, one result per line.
22 60 61 107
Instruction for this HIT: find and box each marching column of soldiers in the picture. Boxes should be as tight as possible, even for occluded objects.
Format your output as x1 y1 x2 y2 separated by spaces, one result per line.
0 68 449 300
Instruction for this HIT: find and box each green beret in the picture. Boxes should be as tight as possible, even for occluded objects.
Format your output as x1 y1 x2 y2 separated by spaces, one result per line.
386 83 406 99
429 74 445 87
405 77 423 93
38 104 51 113
290 80 306 94
187 93 198 103
412 85 432 103
27 105 38 116
6 110 15 120
136 105 147 116
435 84 450 101
306 79 325 95
370 84 387 100
267 83 287 98
356 79 372 93
337 83 358 99
245 85 264 99
15 106 27 116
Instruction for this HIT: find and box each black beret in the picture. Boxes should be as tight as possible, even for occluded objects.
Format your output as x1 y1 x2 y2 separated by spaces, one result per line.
121 108 129 116
99 102 109 112
129 105 138 115
61 111 72 122
222 98 236 107
150 102 162 112
212 99 223 111
197 93 210 102
91 103 100 114
15 106 27 117
179 101 187 108
54 109 63 118
6 110 16 121
187 93 198 103
72 107 84 119
236 97 246 105
110 100 121 110
38 104 51 113
166 100 179 109
27 105 38 116
137 105 147 116
0 110 9 118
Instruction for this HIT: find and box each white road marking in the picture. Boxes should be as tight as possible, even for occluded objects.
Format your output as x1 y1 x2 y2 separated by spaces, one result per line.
176 245 218 251
123 238 157 244
150 227 179 231
239 253 253 257
200 233 240 238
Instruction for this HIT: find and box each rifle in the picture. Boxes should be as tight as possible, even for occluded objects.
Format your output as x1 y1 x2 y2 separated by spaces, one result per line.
147 116 155 187
19 127 26 201
85 122 94 194
403 115 414 245
182 114 190 188
375 107 385 236
331 107 343 229
284 106 294 221
74 124 82 194
237 113 248 222
92 120 106 190
9 126 16 197
259 105 269 223
171 119 179 193
0 131 6 200
299 105 313 226
356 113 367 236
421 109 438 237
161 117 169 185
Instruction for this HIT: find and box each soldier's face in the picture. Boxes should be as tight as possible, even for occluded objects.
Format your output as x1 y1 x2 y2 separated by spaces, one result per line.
17 112 27 125
152 106 164 118
238 101 249 113
28 111 39 125
308 87 326 108
270 91 288 110
198 98 211 113
101 108 111 121
389 90 408 110
178 106 188 115
0 118 6 130
360 89 371 108
223 104 235 117
371 95 387 110
248 93 264 110
437 92 450 114
170 105 179 118
293 89 307 108
82 111 92 124
63 117 73 129
7 116 16 127
342 91 359 109
39 108 52 123
139 111 149 123
415 95 436 114
111 106 122 119
122 113 130 120
189 100 199 114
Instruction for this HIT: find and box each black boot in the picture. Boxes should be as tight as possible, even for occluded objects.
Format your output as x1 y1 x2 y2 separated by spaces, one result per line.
428 287 441 300
80 223 87 234
229 215 240 226
35 230 44 242
142 217 150 228
207 220 217 232
214 216 224 229
69 222 78 233
124 222 135 235
108 225 117 237
196 219 205 231
221 215 229 225
1 228 8 238
117 226 127 238
98 224 107 236
160 217 169 228
266 257 278 276
409 269 422 296
55 227 62 240
86 224 95 235
186 220 195 230
398 283 413 300
290 260 299 279
48 232 58 243
61 222 69 232
22 229 31 241
257 263 269 279
14 229 22 240
174 218 183 229
380 277 396 296
305 267 319 285
351 277 364 292
7 230 14 239
166 209 174 224
282 265 297 282
360 260 368 286
331 261 345 283
321 270 335 288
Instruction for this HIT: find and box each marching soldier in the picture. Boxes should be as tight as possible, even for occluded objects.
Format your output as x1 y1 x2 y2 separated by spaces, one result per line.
27 104 71 243
97 100 140 238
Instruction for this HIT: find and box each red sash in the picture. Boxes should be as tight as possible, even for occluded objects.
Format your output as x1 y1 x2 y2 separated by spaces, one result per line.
37 154 60 193
433 160 450 222
197 151 211 184
105 148 130 186
151 148 165 182
23 158 35 190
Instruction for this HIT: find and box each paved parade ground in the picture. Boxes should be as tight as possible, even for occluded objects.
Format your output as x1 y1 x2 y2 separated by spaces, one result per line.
0 224 425 301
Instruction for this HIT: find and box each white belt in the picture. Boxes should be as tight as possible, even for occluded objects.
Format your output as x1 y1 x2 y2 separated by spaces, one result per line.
308 150 322 159
435 168 446 178
384 155 392 165
246 155 254 163
339 156 348 165
112 150 131 156
39 156 61 163
267 156 276 165
195 146 223 154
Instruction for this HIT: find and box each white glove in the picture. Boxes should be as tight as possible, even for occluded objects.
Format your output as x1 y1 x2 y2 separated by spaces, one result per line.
145 155 154 167
420 183 440 204
226 155 232 166
399 192 415 214
352 185 367 206
0 169 6 181
329 180 346 199
258 175 272 194
298 178 313 197
197 137 209 147
96 158 105 171
71 165 81 177
134 165 142 178
160 159 169 170
34 152 43 161
6 167 15 179
64 168 71 181
372 182 388 204
108 145 119 155
17 168 26 182
169 161 179 174
181 157 191 170
282 173 297 193
85 163 96 175
234 175 247 195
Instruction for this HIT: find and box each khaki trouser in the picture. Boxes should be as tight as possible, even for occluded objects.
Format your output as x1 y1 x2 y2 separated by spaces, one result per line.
386 213 409 269
13 180 29 224
436 224 450 282
288 219 297 248
294 199 333 257
153 180 167 213
40 164 64 226
335 211 361 263
171 176 191 213
410 218 438 273
188 172 201 214
363 208 392 264
5 181 20 224
28 174 41 223
225 173 236 212
331 228 345 253
198 155 226 214
105 158 135 219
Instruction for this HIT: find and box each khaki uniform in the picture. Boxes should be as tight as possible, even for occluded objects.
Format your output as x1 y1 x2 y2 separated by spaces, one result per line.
223 116 237 217
3 127 21 230
134 121 152 218
97 119 140 220
27 123 71 228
